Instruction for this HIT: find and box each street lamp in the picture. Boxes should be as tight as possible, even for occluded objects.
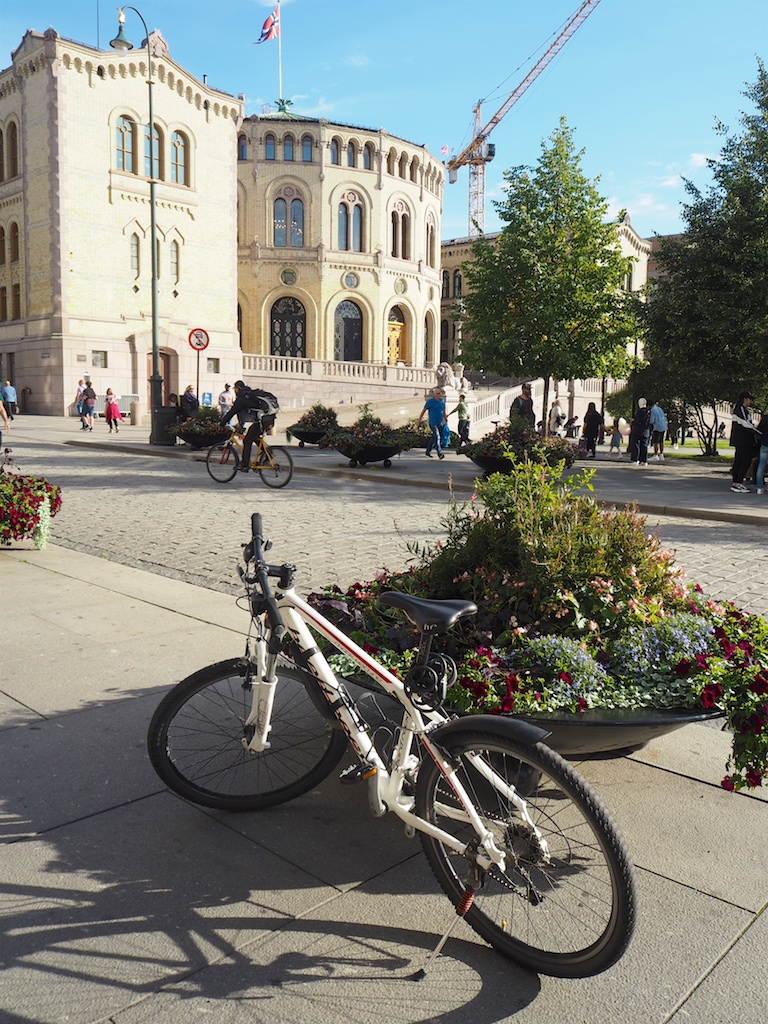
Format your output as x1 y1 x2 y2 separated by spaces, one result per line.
111 7 164 443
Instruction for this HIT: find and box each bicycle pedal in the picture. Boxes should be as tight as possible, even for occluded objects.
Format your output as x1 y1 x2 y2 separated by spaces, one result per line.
339 763 378 785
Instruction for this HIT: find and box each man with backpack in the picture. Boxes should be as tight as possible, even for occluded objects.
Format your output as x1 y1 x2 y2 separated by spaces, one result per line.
220 380 279 472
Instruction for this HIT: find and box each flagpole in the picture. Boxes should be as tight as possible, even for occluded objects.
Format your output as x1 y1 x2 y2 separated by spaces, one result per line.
277 0 283 103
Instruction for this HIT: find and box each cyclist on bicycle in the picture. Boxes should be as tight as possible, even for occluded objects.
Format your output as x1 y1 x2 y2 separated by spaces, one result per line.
220 381 278 472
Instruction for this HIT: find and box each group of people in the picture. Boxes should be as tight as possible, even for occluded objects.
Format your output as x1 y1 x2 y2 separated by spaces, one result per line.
730 391 768 494
417 387 471 459
73 380 124 432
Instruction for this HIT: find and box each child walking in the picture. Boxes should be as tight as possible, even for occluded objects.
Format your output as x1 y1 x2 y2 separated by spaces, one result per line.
104 389 124 433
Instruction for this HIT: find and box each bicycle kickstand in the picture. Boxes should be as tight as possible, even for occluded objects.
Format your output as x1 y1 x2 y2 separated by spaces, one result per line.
409 869 481 980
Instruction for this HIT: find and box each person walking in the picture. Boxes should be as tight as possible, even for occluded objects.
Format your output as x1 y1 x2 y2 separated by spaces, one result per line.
754 409 768 496
548 399 564 437
608 419 623 457
74 379 86 423
447 392 471 450
2 380 17 420
730 390 760 493
0 398 10 446
628 398 651 466
80 381 97 431
180 385 199 418
418 387 447 459
649 400 668 462
104 388 124 433
581 402 603 458
218 383 234 417
510 383 535 429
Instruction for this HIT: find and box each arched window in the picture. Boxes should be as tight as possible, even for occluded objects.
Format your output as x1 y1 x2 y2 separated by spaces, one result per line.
271 296 306 357
347 141 356 167
0 288 6 321
453 269 462 298
0 129 4 182
401 213 410 259
290 198 304 247
170 131 189 185
265 133 276 160
441 270 450 298
274 198 287 247
387 150 396 175
7 122 18 178
130 233 140 277
11 283 20 320
390 202 411 260
338 191 364 252
334 300 363 361
144 123 163 179
170 239 180 282
9 222 19 262
283 134 294 161
116 116 136 173
330 138 340 165
363 142 374 170
238 134 248 160
424 316 433 366
410 158 418 183
440 320 449 362
0 226 5 265
399 152 408 178
426 220 436 268
273 193 304 248
301 134 313 161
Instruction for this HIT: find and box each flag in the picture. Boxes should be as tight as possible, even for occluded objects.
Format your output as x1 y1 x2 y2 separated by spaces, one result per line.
256 6 279 44
441 146 449 156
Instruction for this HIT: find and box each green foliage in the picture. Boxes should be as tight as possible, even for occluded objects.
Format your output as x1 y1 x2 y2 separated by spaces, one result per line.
646 60 768 412
286 403 338 440
462 422 577 467
1 456 63 548
461 117 642 384
320 404 415 455
169 405 228 437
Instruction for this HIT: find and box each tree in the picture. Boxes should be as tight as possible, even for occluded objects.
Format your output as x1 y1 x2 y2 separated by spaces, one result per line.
646 60 768 453
461 117 641 424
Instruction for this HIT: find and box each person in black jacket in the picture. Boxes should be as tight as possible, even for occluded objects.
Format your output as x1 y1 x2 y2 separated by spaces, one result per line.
510 383 535 429
628 398 651 466
581 402 603 458
220 380 270 472
730 390 760 493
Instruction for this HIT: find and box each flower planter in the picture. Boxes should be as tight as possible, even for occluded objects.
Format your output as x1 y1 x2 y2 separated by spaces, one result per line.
334 443 402 468
289 427 326 448
510 706 725 759
177 431 230 451
468 454 513 476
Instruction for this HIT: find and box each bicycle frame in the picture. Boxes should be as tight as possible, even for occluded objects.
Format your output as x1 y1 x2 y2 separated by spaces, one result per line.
226 432 276 471
245 582 546 872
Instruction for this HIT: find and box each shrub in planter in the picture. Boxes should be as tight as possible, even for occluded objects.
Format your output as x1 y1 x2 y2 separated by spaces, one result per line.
462 421 577 469
308 459 768 791
286 403 339 442
320 404 415 458
168 406 230 445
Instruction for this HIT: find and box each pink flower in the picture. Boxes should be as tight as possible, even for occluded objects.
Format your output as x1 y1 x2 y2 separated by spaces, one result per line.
746 769 764 788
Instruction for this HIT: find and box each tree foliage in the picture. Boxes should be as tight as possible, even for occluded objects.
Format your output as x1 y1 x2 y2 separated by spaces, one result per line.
646 60 768 432
461 118 641 405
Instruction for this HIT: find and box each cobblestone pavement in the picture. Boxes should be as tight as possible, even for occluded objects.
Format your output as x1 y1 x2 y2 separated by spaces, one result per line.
7 437 768 617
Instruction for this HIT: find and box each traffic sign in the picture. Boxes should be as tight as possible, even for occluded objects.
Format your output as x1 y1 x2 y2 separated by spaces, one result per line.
188 328 209 351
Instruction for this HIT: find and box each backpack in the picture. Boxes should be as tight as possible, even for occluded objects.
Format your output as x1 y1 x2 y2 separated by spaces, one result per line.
242 388 280 427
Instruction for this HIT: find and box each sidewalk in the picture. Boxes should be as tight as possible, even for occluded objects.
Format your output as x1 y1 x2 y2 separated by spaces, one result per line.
1 541 767 1023
6 414 768 527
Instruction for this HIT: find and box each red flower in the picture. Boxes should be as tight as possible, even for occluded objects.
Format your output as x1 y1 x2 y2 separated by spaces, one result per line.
749 672 768 697
700 684 723 709
674 659 692 677
747 769 764 788
721 776 735 792
576 697 587 712
558 671 573 686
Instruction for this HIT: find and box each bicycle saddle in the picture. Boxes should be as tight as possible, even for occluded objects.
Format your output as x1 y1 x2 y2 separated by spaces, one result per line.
379 592 477 633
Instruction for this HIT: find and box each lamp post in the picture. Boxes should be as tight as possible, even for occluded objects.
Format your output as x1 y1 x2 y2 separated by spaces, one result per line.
111 7 164 443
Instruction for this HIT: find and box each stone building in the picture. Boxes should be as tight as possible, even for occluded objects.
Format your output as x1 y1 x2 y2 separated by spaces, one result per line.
235 111 444 405
0 27 242 416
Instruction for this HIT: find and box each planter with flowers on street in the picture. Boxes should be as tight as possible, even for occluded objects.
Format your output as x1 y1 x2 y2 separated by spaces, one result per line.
308 453 768 792
168 406 230 450
1 451 63 549
320 405 416 467
286 403 339 447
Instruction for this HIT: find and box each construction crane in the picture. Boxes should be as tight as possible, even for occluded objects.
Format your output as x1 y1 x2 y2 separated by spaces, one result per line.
446 0 602 237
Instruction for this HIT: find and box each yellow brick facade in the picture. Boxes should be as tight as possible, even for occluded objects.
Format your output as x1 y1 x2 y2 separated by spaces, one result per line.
0 28 242 415
236 115 443 370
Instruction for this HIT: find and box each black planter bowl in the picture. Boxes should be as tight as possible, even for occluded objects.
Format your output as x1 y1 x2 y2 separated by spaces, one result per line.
467 454 513 477
288 427 327 447
334 443 402 468
511 706 725 758
177 431 230 451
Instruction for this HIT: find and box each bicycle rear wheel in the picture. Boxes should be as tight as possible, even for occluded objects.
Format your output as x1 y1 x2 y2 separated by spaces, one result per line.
147 659 348 811
206 442 239 483
415 728 636 977
258 444 294 488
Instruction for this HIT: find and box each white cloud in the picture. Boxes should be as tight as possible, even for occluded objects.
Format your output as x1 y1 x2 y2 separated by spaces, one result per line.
345 54 371 68
688 152 710 169
659 174 682 188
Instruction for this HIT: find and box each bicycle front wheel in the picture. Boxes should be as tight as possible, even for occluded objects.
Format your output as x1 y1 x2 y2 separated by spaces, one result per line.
415 728 636 978
257 444 294 488
147 659 348 811
206 442 239 483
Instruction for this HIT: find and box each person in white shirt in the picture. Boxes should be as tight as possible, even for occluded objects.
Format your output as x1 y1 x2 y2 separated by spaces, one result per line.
218 383 234 416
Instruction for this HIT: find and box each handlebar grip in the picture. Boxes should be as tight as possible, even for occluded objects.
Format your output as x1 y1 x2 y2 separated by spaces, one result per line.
251 513 263 548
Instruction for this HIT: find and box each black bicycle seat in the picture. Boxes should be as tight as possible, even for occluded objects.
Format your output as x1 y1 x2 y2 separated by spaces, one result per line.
379 592 477 634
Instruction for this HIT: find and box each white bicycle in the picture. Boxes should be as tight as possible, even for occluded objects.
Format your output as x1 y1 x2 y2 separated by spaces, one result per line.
148 513 636 978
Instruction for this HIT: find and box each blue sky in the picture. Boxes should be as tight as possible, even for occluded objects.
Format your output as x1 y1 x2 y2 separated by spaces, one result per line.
4 0 766 240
